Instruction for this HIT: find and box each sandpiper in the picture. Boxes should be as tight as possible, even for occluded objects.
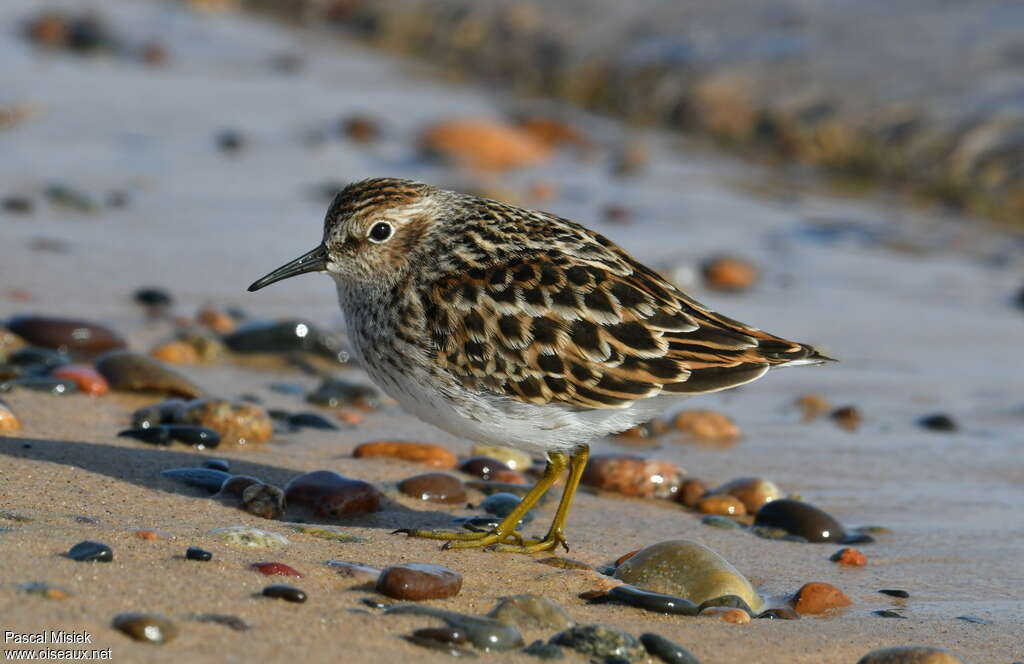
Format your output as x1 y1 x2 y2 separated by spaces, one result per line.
249 178 832 553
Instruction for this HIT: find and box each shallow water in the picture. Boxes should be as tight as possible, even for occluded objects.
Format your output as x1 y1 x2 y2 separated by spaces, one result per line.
1 1 1023 661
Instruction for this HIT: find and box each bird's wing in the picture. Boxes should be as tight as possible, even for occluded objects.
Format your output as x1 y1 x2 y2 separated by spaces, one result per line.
420 245 829 409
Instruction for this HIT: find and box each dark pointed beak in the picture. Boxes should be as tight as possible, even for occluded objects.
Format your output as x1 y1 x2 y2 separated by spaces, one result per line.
248 245 328 292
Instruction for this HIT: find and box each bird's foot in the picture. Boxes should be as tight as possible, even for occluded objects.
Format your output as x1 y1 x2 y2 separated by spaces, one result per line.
392 528 525 547
487 531 569 554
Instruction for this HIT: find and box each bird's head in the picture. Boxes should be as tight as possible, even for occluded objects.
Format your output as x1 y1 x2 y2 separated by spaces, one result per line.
248 178 444 293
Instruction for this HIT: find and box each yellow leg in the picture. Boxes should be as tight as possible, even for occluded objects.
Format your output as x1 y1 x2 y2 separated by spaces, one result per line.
394 451 569 550
490 444 590 554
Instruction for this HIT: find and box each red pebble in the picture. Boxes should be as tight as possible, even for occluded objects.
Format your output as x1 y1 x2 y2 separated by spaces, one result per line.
250 562 302 578
53 365 109 396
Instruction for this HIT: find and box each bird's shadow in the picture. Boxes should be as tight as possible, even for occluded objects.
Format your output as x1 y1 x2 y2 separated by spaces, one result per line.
0 436 464 532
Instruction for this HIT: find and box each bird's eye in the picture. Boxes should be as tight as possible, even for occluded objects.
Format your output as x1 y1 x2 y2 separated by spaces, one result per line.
368 221 393 243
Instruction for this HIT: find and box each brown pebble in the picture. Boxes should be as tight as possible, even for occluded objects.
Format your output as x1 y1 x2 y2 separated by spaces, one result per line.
197 306 236 334
112 613 177 644
398 473 467 503
419 121 550 171
179 398 272 446
792 582 852 614
0 400 22 432
95 351 202 398
701 255 759 292
151 340 200 365
341 114 381 144
52 365 109 395
376 563 462 600
218 475 261 498
856 646 964 664
831 406 862 432
696 495 747 516
700 606 751 624
459 456 512 481
581 453 682 499
242 483 286 519
831 548 868 566
673 410 742 444
353 440 457 469
677 478 708 508
796 393 832 422
285 470 381 517
711 477 781 513
135 529 161 541
8 315 126 357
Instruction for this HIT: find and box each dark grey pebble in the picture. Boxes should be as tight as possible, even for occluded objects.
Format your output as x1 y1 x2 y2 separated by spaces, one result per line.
119 427 172 445
384 604 524 652
262 584 307 603
216 129 245 153
640 633 701 664
697 594 753 615
524 640 565 660
160 468 232 493
193 613 250 631
402 634 477 657
131 399 186 429
67 540 112 562
753 499 846 542
203 459 230 472
701 514 744 530
839 532 875 545
361 597 392 610
413 627 468 645
757 607 800 620
307 376 380 409
165 425 220 448
3 195 33 214
956 615 989 624
918 413 957 432
288 412 340 430
8 347 71 373
133 288 173 309
269 383 306 395
185 546 212 561
607 585 699 616
552 624 646 663
873 609 906 618
464 481 551 503
480 492 534 523
878 589 909 598
224 319 346 362
7 376 76 395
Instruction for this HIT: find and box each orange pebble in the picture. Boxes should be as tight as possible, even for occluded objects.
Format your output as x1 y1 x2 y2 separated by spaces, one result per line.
792 582 852 614
197 306 236 334
700 606 751 624
353 441 458 469
151 340 200 365
52 365 109 396
135 529 159 541
337 410 364 425
832 547 868 566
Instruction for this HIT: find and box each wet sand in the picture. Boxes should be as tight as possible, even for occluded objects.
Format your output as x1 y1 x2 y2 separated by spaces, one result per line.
1 1 1023 662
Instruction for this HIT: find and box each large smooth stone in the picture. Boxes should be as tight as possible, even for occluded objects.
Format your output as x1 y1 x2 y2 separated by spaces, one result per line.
8 315 126 357
376 563 462 600
857 646 963 664
613 539 761 611
553 624 646 663
95 351 202 398
754 499 846 542
487 594 574 631
285 470 381 517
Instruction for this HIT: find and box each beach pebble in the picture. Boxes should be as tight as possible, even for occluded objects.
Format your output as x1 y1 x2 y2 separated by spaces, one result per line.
52 365 108 395
218 475 261 497
856 646 963 664
0 400 22 432
673 410 741 443
702 606 751 624
150 340 200 365
354 441 457 469
480 492 534 523
697 595 755 615
640 633 701 664
696 495 746 516
384 605 524 651
20 581 72 600
328 560 382 582
162 425 220 448
377 563 462 600
242 483 286 519
677 478 708 508
7 347 70 373
419 120 550 171
613 539 761 610
488 594 574 631
203 459 230 472
287 412 340 431
607 585 699 616
251 562 302 577
796 394 832 422
581 454 682 499
6 376 77 395
3 196 34 214
404 629 475 656
701 515 745 530
131 398 187 429
831 405 862 431
285 470 382 517
879 589 910 598
224 320 346 362
133 287 173 310
95 351 202 398
524 640 565 659
307 377 380 409
552 624 646 663
186 546 212 561
470 444 531 470
291 525 367 543
112 613 177 644
711 477 781 513
7 315 126 357
196 306 236 334
193 614 250 631
341 114 381 144
398 473 467 503
700 255 759 292
66 540 112 562
178 399 272 446
918 413 957 432
792 582 852 614
754 499 846 542
757 607 800 620
831 548 867 566
460 456 513 480
206 526 289 548
160 468 232 492
262 583 307 602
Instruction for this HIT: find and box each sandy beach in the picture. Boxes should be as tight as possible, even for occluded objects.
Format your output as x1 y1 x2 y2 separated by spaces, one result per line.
1 1 1022 662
